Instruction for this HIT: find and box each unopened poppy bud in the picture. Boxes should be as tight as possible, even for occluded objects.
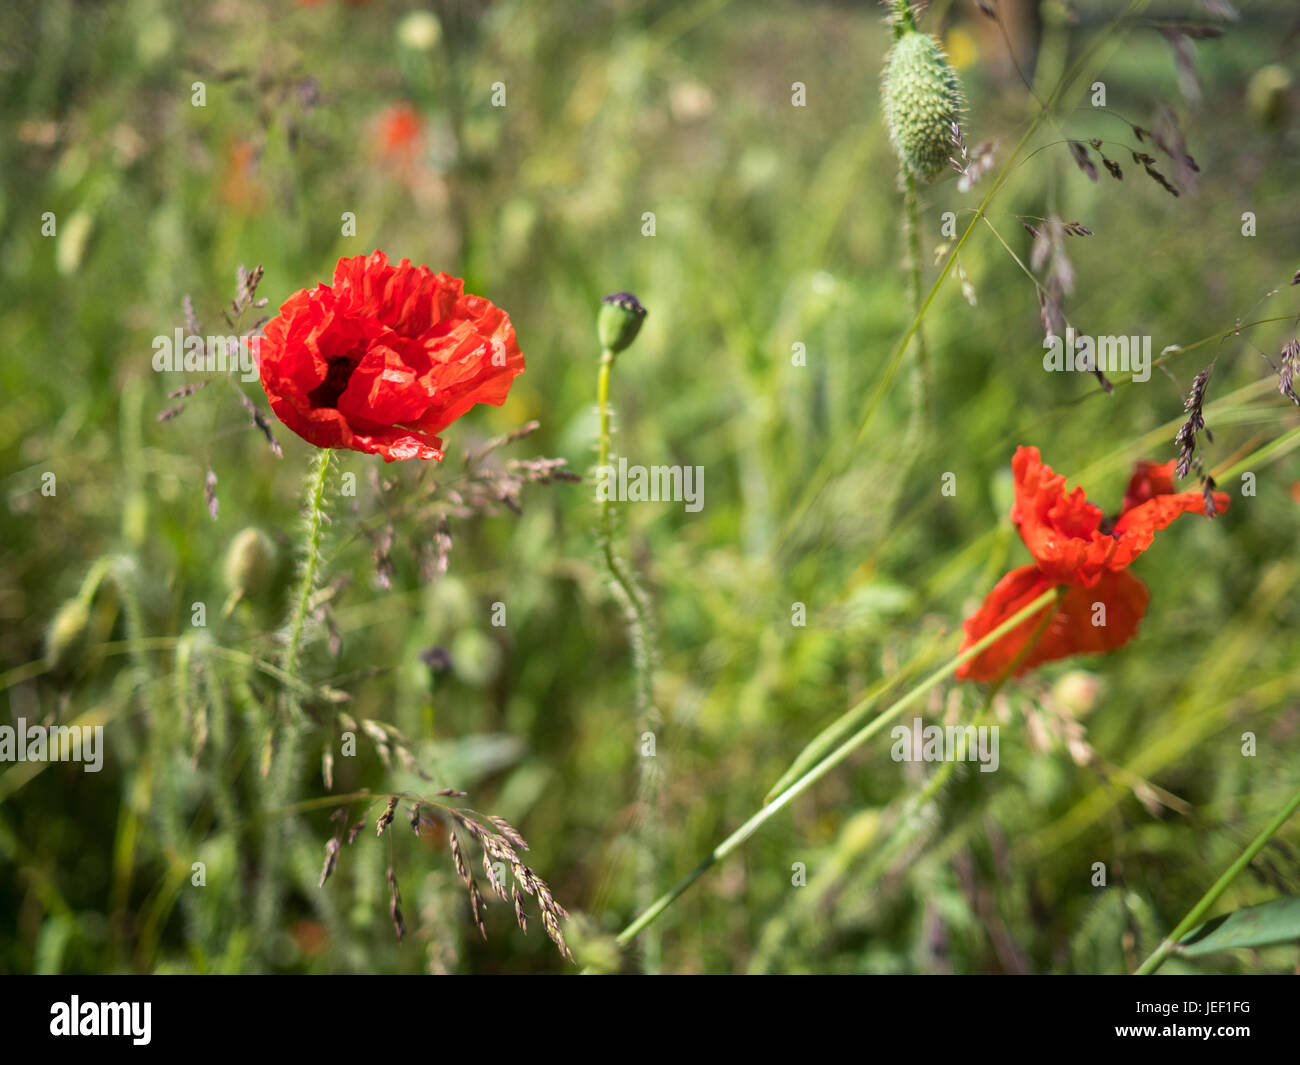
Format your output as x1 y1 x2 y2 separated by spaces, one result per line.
597 292 647 355
882 26 965 183
45 598 92 677
223 528 277 601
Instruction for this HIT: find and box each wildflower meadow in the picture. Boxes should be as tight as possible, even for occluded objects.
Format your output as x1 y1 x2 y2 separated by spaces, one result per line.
3 0 1300 1021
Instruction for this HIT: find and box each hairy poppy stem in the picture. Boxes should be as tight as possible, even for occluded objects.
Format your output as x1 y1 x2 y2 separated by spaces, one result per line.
607 585 1061 952
257 446 334 939
283 447 334 680
902 170 929 394
596 348 662 973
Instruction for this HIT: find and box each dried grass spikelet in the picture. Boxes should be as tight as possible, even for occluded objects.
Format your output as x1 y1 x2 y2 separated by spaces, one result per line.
323 792 575 963
882 24 965 183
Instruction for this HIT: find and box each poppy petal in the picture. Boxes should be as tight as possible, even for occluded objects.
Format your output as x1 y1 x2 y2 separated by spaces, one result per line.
1121 459 1177 513
1010 446 1112 586
956 567 1150 682
1108 489 1231 570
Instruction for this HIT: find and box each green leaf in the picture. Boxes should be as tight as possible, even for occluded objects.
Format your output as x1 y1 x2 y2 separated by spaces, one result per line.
1176 897 1300 957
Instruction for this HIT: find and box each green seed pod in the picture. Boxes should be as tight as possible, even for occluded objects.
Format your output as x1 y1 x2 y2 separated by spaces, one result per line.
223 528 277 602
882 28 964 183
45 598 92 678
597 292 647 355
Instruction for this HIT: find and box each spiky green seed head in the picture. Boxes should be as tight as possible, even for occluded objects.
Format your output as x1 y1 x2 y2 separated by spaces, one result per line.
223 527 277 601
882 29 965 183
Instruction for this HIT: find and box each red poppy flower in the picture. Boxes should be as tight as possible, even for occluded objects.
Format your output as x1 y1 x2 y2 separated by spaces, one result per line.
956 447 1229 682
258 251 524 462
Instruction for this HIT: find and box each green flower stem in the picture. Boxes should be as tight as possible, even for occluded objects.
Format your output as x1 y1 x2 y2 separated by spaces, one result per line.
283 447 333 685
884 166 932 527
1134 779 1300 975
597 348 661 972
890 0 917 35
611 584 1061 949
597 350 655 715
256 446 333 941
902 169 929 395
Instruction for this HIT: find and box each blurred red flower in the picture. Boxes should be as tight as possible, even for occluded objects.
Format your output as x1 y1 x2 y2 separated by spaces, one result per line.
219 140 265 214
258 251 524 461
956 446 1229 681
375 103 424 164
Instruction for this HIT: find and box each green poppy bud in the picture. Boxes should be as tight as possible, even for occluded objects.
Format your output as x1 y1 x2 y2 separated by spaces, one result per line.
597 292 647 355
882 28 965 183
223 528 277 602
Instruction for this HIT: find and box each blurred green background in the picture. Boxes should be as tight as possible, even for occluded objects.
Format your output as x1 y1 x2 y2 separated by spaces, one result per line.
2 0 1300 974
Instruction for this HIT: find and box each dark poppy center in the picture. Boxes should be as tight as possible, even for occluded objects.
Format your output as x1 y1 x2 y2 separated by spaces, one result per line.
308 356 359 409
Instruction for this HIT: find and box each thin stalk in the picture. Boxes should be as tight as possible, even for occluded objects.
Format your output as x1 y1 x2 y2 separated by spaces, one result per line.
611 585 1061 948
902 169 929 397
870 166 935 542
256 446 334 944
597 348 661 972
1135 779 1300 974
